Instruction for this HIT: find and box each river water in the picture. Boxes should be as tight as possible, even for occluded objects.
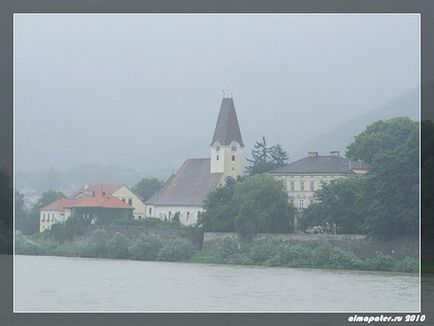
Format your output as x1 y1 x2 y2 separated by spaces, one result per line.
14 255 419 312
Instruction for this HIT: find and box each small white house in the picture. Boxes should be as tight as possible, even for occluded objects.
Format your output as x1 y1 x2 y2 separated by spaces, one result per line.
39 198 78 232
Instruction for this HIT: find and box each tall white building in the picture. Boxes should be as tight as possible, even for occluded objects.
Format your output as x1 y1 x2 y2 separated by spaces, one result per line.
145 97 244 225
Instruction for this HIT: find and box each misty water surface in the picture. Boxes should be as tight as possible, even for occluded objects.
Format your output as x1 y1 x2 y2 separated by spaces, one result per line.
14 255 419 312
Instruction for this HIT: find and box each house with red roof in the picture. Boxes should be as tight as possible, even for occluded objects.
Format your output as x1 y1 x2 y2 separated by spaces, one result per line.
39 193 135 232
72 183 146 220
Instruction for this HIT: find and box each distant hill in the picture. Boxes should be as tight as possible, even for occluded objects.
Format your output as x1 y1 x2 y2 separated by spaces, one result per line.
292 88 419 159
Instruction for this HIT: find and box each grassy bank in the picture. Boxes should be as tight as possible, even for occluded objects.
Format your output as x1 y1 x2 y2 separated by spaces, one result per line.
15 231 418 273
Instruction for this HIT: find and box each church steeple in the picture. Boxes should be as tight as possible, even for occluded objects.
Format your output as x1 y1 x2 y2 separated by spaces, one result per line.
210 97 244 147
210 97 244 178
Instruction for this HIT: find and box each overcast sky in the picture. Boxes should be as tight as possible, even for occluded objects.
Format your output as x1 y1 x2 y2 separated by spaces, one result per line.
14 14 419 176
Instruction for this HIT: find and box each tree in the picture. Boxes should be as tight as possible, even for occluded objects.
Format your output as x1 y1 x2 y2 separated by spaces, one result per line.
199 177 239 232
361 124 419 238
132 177 164 201
299 177 367 234
346 117 418 165
246 137 289 175
199 175 295 237
300 117 419 240
233 175 295 237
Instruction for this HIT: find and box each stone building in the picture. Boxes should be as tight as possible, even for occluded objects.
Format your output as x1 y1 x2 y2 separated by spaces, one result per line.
145 97 244 225
267 151 368 210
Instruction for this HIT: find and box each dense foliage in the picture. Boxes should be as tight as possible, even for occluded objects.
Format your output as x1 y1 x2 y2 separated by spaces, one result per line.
299 177 367 234
246 137 289 175
15 232 418 273
199 175 295 237
300 117 419 239
132 177 164 201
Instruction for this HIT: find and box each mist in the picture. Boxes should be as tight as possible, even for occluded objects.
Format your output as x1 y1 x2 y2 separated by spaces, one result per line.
14 14 419 181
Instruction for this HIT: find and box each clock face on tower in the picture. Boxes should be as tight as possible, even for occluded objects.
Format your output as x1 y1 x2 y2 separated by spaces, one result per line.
230 142 239 152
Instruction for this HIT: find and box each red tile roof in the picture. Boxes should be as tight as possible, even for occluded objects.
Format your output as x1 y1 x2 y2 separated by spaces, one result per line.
66 195 134 209
72 184 122 197
40 198 79 211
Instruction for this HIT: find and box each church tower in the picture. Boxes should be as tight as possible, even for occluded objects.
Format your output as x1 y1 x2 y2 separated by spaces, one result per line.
210 97 245 179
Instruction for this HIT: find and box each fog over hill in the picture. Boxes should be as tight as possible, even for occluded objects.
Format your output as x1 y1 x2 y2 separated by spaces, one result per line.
292 88 419 160
16 88 419 193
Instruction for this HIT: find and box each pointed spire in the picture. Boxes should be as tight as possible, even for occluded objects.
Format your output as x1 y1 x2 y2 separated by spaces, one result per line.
210 98 244 147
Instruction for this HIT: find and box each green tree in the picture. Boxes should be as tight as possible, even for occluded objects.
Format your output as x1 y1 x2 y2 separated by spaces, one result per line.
246 137 288 175
346 117 418 165
132 177 164 201
233 175 295 237
361 124 419 238
199 175 295 237
300 117 419 240
199 177 239 232
299 177 367 234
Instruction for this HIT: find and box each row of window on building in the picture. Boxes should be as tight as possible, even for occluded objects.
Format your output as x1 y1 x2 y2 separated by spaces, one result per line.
216 155 236 161
120 198 133 206
41 213 55 222
288 181 316 192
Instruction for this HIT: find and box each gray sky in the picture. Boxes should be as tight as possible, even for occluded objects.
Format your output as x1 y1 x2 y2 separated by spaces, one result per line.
15 14 419 177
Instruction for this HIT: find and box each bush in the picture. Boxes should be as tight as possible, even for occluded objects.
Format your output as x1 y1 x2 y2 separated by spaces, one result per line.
266 244 311 267
392 256 419 273
156 239 195 262
15 234 48 256
326 247 361 270
80 229 108 258
190 251 218 263
250 243 278 264
360 252 397 271
129 234 164 261
215 238 243 262
106 233 130 259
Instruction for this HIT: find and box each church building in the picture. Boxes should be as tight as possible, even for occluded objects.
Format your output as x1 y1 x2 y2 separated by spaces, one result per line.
145 97 244 225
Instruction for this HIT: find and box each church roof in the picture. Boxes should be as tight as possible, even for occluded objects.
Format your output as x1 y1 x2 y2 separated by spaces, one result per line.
210 98 244 147
146 158 223 206
268 155 368 174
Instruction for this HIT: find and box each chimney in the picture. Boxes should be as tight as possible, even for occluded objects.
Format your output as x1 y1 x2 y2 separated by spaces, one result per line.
308 151 318 157
330 151 340 157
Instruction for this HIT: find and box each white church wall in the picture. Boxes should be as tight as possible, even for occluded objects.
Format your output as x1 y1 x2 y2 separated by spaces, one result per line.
152 205 204 225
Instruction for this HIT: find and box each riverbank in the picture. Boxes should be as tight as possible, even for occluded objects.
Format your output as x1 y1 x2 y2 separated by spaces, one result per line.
15 231 418 273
